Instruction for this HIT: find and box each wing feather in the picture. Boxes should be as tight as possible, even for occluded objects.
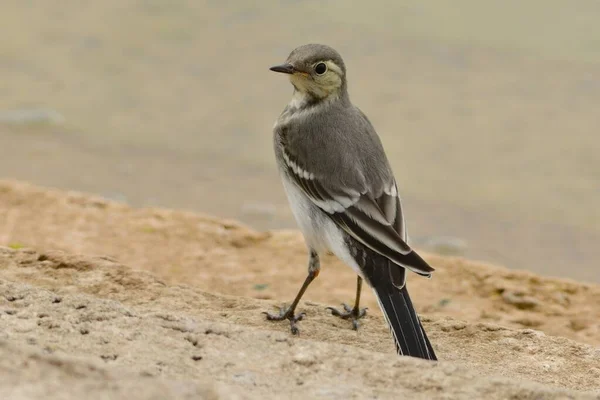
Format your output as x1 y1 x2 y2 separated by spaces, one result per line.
282 148 434 277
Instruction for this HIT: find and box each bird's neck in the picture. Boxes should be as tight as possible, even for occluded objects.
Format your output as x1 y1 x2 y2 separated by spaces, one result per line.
289 90 317 111
289 88 349 112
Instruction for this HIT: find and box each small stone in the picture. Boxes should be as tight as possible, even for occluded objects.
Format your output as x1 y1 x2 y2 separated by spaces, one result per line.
520 329 545 337
502 291 540 310
185 335 202 348
452 322 466 330
100 354 118 361
292 351 317 367
569 318 589 332
37 319 60 329
542 364 552 371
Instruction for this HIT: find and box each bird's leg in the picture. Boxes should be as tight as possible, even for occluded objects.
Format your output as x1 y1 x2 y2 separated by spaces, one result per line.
263 250 320 335
327 275 368 330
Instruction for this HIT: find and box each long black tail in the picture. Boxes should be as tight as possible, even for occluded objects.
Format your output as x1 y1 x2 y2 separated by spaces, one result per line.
347 238 437 360
373 282 437 360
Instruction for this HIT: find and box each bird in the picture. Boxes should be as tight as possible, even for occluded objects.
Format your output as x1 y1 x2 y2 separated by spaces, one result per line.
264 43 437 360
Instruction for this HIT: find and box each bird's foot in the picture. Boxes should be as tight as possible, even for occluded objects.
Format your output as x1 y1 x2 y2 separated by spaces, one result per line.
326 303 368 330
263 306 306 335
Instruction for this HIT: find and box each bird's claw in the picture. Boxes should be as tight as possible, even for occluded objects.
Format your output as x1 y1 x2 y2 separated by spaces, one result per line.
263 306 306 335
326 303 368 330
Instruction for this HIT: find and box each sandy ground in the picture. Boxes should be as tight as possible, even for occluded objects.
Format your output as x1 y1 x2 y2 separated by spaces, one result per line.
1 181 599 399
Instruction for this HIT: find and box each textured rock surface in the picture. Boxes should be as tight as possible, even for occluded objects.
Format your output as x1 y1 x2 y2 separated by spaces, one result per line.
0 182 599 398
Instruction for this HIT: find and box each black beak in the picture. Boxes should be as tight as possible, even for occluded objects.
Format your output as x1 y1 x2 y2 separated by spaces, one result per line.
269 63 295 74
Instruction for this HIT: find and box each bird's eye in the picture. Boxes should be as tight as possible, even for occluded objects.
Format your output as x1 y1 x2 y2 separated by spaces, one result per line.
314 62 327 75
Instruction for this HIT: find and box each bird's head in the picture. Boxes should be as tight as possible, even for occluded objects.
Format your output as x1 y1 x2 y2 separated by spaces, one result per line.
270 44 347 102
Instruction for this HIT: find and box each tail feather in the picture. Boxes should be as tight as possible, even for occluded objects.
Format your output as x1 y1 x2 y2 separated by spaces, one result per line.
374 283 437 360
346 237 437 360
419 318 436 359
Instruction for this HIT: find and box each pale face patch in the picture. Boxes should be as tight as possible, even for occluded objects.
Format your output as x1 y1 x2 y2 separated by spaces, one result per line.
288 60 343 99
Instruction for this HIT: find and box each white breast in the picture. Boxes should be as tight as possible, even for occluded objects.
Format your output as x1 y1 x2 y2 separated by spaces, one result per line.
281 175 364 278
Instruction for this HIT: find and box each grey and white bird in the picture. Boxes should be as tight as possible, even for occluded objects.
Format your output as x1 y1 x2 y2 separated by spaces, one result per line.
265 44 437 360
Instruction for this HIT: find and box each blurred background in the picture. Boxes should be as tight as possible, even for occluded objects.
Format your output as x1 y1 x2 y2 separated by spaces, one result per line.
0 0 598 281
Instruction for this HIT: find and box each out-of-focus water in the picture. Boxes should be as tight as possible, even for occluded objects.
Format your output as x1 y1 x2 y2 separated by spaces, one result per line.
1 0 599 281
